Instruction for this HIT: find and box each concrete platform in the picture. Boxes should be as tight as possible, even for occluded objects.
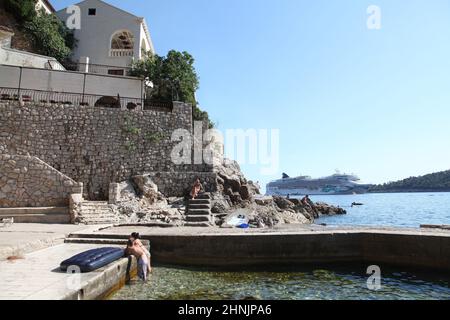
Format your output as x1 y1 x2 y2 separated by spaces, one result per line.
0 243 136 300
0 223 111 261
67 224 450 272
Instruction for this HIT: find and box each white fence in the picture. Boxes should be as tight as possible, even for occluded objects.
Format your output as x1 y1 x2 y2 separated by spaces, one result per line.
0 64 144 109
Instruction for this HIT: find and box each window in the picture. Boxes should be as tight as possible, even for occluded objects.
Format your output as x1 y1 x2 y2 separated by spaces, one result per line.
110 31 134 50
108 69 125 76
88 8 96 16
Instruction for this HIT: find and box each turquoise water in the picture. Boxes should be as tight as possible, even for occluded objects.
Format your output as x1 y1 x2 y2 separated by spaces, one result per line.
312 192 450 227
111 265 450 300
111 193 450 300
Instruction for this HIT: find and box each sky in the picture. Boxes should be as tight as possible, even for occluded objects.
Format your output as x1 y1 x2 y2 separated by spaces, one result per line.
53 0 450 190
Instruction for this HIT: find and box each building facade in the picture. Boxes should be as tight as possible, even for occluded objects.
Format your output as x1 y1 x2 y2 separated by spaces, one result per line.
56 0 155 76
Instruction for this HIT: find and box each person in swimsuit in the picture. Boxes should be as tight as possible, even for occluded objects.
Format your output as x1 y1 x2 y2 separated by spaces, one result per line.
125 240 148 281
130 232 152 274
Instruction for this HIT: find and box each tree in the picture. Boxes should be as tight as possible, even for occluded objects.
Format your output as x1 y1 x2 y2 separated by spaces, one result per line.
130 50 214 128
3 0 37 22
2 0 75 62
23 10 75 62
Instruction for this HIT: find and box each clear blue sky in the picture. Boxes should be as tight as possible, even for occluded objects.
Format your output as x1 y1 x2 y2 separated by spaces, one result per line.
54 0 450 189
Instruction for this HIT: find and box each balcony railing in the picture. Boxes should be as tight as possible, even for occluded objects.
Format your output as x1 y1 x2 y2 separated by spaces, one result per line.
63 62 133 77
109 49 134 57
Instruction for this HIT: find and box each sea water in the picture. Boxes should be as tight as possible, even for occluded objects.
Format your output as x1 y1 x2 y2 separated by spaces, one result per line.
111 264 450 300
111 193 450 300
312 192 450 227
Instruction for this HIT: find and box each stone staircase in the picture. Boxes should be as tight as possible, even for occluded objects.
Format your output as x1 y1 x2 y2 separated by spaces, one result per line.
77 201 119 225
0 207 70 224
185 193 213 227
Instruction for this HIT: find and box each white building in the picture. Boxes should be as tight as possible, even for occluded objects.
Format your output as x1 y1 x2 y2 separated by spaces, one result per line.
56 0 155 76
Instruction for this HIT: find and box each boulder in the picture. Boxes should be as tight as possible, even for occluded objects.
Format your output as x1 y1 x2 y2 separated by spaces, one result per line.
211 201 229 214
117 181 137 201
273 196 295 210
132 174 162 204
239 185 252 200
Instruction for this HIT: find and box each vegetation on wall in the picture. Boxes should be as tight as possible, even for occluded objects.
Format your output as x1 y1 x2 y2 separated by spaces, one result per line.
2 0 75 62
130 50 214 128
369 170 450 192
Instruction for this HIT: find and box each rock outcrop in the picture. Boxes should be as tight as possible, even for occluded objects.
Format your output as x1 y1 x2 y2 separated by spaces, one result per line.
109 176 183 225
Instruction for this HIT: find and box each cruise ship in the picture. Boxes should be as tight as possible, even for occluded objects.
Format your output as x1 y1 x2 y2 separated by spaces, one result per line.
266 172 372 196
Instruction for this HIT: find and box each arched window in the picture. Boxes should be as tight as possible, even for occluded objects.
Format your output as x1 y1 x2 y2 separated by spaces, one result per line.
110 30 134 57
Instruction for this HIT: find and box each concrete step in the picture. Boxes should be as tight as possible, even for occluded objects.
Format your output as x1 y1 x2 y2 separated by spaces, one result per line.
184 222 212 227
196 193 211 200
187 209 211 215
186 215 211 223
78 220 118 225
189 199 211 205
65 238 150 246
189 204 211 210
0 207 70 224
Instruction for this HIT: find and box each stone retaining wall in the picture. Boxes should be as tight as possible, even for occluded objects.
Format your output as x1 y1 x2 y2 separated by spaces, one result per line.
145 171 219 197
0 154 82 207
0 101 213 200
141 230 450 272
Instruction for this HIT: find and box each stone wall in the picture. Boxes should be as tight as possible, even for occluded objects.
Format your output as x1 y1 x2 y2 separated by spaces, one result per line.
0 154 82 207
144 171 219 197
0 101 213 199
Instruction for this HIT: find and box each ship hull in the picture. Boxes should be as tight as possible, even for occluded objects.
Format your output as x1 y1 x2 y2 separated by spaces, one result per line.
266 174 371 196
266 187 369 196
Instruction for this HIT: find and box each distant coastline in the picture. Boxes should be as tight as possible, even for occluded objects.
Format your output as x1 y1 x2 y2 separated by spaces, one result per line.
368 169 450 194
368 189 450 194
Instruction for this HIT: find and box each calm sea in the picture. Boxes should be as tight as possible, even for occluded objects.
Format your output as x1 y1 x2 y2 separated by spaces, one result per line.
111 192 450 300
312 192 450 228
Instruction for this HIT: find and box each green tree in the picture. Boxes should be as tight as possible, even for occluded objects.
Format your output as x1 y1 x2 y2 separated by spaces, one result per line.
131 50 214 128
2 0 75 62
3 0 37 22
23 10 75 62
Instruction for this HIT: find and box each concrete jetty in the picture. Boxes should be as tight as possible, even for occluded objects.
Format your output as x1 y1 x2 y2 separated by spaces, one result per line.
68 225 450 271
0 243 136 300
1 223 449 300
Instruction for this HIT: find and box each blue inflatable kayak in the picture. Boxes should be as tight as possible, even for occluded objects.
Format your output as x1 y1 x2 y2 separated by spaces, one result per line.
60 247 125 273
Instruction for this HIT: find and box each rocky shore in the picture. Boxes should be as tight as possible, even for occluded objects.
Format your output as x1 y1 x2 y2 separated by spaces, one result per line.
97 159 346 229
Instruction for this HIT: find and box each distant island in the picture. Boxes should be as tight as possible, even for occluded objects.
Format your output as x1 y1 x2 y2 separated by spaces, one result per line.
369 170 450 193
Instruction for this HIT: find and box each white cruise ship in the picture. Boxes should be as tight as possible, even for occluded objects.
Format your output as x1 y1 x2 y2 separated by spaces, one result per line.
266 172 372 196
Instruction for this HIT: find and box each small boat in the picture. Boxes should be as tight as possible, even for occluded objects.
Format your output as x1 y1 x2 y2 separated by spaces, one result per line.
351 202 364 207
60 247 125 273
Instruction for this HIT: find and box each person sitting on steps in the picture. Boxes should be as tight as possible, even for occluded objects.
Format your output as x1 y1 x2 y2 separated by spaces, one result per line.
190 178 204 200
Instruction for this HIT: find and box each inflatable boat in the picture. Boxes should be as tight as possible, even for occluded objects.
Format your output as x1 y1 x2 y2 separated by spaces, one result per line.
60 247 125 273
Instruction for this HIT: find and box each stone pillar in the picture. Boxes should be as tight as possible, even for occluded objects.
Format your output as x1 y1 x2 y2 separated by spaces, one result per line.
69 193 83 224
108 183 120 204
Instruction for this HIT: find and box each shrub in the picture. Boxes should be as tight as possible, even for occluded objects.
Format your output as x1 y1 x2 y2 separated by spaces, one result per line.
23 11 74 62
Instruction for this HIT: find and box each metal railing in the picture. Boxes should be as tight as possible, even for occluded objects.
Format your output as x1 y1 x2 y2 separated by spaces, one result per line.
0 87 174 112
110 49 134 57
0 87 143 109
